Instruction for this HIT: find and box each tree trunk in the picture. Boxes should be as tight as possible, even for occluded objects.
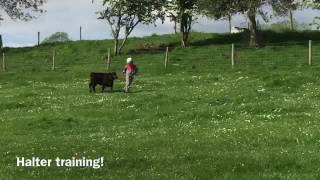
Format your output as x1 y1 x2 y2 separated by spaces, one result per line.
181 31 189 48
0 35 3 49
117 21 140 54
248 10 258 47
289 10 294 31
180 22 186 48
180 12 185 48
118 36 129 55
180 11 192 48
228 15 232 33
113 39 119 56
174 20 177 34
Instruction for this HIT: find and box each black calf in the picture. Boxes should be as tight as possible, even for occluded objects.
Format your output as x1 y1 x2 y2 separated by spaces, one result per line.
89 72 118 93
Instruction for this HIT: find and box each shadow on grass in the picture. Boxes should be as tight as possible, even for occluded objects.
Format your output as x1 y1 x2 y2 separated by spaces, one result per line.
92 89 155 94
128 43 177 55
190 30 320 48
191 33 249 47
129 30 320 50
127 90 155 94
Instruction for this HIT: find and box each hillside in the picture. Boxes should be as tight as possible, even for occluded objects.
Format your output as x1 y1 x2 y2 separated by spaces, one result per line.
1 31 320 179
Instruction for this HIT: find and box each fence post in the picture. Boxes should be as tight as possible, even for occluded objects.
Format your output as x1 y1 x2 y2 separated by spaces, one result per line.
38 32 40 46
52 50 55 71
2 52 5 72
107 48 111 71
309 40 312 65
80 26 82 41
231 43 235 68
165 47 169 70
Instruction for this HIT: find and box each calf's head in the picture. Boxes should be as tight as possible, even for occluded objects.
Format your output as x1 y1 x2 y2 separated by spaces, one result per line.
111 72 118 80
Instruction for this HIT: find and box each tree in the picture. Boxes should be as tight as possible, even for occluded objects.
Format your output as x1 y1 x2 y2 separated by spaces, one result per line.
197 0 238 33
97 0 166 55
218 0 275 47
0 0 45 50
272 0 300 31
297 0 320 8
167 12 179 34
311 17 320 30
198 0 269 46
0 0 46 21
299 0 320 29
42 32 72 44
167 0 198 47
199 0 295 46
242 1 270 47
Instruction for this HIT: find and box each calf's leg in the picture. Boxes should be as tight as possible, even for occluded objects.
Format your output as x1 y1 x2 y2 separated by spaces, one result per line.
92 84 97 93
110 81 114 92
89 82 93 93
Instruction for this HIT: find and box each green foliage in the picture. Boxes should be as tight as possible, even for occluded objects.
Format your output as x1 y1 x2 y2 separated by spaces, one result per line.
311 16 320 30
303 0 320 32
300 0 320 9
0 0 46 21
272 0 299 16
41 32 71 44
197 0 237 20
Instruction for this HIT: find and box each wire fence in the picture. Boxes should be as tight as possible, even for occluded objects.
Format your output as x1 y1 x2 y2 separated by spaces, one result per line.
0 47 112 72
236 44 308 66
1 40 319 73
167 41 320 71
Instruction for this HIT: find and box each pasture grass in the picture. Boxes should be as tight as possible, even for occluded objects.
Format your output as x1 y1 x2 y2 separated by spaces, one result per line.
1 31 320 179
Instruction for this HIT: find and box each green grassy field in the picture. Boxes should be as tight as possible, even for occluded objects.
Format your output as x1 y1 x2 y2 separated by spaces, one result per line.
2 32 320 179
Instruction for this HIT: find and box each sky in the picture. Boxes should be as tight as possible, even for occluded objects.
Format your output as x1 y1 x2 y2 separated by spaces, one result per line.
0 0 319 47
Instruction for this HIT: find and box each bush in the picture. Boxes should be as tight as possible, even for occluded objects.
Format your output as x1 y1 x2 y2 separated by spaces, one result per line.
42 32 72 44
260 20 312 32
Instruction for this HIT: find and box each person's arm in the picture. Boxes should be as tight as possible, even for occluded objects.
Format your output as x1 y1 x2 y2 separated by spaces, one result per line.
123 65 127 74
135 66 138 75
